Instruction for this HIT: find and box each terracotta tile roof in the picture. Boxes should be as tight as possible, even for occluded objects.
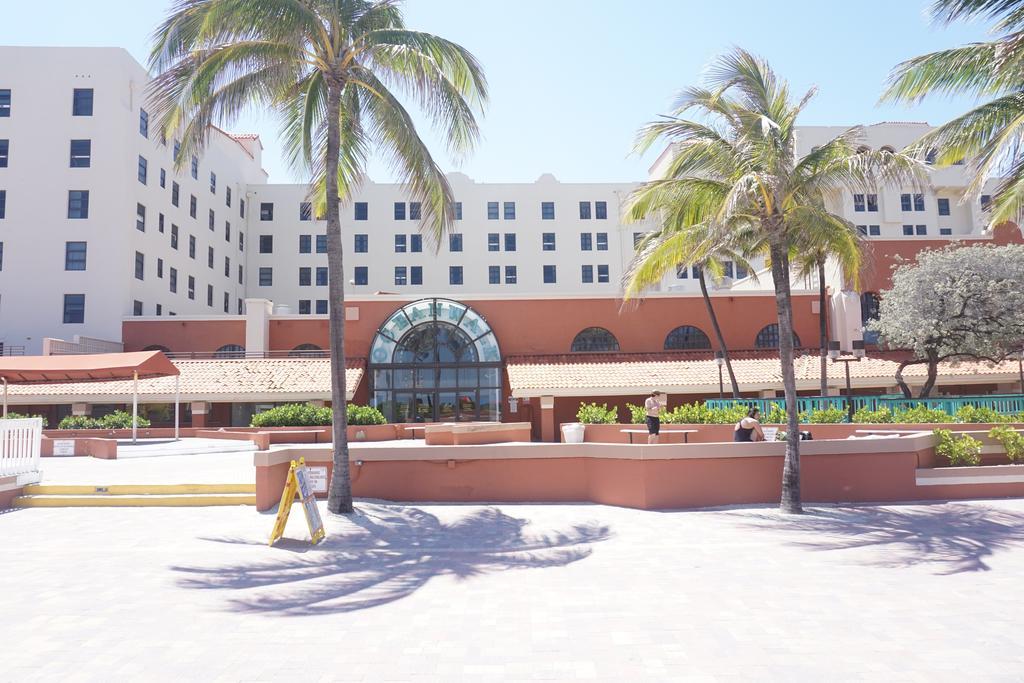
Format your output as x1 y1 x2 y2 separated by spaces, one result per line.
6 358 364 404
506 351 1022 397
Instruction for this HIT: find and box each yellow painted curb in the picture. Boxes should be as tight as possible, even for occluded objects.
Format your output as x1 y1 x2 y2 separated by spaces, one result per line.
24 484 255 495
14 495 257 507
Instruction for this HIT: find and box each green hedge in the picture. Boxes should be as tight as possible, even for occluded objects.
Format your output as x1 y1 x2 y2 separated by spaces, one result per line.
1 412 49 429
249 403 386 427
57 411 152 430
576 402 619 424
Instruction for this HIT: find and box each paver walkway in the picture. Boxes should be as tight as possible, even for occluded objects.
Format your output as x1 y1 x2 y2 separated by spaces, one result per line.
3 495 1024 681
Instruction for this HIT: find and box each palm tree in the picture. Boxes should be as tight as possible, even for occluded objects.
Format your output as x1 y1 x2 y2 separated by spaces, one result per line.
625 221 761 398
882 0 1024 224
148 0 486 514
790 215 864 398
624 49 924 513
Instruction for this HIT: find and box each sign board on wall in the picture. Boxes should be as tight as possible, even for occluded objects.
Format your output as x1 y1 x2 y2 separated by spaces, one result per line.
52 440 76 456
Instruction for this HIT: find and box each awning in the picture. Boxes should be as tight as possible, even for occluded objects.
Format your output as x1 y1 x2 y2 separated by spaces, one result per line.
0 351 179 384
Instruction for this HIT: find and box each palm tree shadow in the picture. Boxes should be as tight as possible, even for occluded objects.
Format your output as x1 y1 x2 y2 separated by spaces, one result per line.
173 503 611 615
737 502 1024 575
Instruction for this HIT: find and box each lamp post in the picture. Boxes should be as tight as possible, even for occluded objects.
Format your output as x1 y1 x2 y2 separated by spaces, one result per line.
715 351 725 400
829 339 866 422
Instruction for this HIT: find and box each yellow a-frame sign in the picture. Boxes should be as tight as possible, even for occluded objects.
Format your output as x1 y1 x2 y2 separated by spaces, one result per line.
269 457 326 546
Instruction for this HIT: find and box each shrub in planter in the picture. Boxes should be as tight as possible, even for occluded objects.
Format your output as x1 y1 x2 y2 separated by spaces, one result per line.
852 407 893 423
251 403 331 427
98 410 151 429
1 412 49 428
989 425 1024 463
955 405 1010 424
347 404 386 426
576 402 618 424
58 415 100 430
626 403 646 424
802 407 846 423
761 404 788 425
934 428 982 466
894 405 955 424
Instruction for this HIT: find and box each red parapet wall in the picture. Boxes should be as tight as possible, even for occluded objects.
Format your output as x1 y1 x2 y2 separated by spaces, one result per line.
251 434 1024 512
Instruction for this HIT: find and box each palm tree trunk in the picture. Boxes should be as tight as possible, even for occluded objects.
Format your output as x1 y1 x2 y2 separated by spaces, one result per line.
818 258 829 398
698 268 740 398
324 78 354 515
770 238 802 514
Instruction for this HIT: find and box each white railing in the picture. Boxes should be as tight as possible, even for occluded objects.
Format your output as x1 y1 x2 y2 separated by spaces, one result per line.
0 417 42 481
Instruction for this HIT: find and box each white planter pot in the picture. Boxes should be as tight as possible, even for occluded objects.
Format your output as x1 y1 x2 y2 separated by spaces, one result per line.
561 423 585 443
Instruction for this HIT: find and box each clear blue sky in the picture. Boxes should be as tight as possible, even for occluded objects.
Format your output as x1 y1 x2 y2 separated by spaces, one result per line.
1 0 997 183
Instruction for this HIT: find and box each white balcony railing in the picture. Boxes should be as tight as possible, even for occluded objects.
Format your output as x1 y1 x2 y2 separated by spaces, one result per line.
0 417 42 483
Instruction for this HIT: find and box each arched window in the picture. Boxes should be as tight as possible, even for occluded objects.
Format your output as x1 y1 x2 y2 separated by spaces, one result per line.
754 324 801 349
571 327 620 353
142 345 171 353
289 343 323 357
861 292 881 344
214 344 245 359
663 325 712 350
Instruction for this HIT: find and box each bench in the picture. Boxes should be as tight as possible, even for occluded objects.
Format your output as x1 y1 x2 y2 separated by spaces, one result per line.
620 428 697 444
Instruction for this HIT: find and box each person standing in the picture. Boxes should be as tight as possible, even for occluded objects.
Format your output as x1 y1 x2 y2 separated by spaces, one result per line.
644 390 665 444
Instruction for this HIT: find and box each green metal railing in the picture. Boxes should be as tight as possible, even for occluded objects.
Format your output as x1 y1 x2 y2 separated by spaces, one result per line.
705 394 1024 418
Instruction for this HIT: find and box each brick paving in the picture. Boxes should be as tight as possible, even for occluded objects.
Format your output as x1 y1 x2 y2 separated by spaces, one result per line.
3 495 1024 681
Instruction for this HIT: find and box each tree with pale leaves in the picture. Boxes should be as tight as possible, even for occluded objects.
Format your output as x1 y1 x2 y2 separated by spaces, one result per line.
870 243 1024 397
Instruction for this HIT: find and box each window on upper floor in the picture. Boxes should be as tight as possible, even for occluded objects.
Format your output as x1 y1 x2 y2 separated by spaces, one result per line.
139 109 149 138
173 139 180 161
0 190 5 219
543 264 557 284
916 225 927 235
134 251 144 280
504 233 516 252
169 267 178 292
449 266 463 285
449 233 463 252
316 266 327 286
595 201 608 220
136 203 146 232
941 228 953 235
487 233 499 251
505 265 517 284
299 234 311 254
676 264 689 279
579 201 592 219
596 232 608 251
354 266 368 285
913 193 925 211
901 193 912 212
394 266 407 286
0 139 7 167
410 202 421 220
171 182 180 207
224 256 230 277
133 300 143 317
158 258 164 278
160 169 166 188
63 294 85 324
224 220 232 242
226 186 232 207
190 156 198 180
208 208 215 231
902 225 914 236
981 195 993 211
454 202 462 220
210 172 216 194
259 234 273 253
598 265 610 283
664 325 712 350
188 235 196 259
866 194 878 212
581 233 592 251
299 267 311 286
503 202 515 220
354 202 367 220
0 90 10 117
260 202 273 221
138 156 147 184
238 264 243 285
187 276 195 300
72 88 93 116
938 198 951 216
488 265 500 284
571 327 618 352
410 266 422 286
354 234 368 253
410 234 422 253
240 198 245 219
395 234 406 253
854 194 866 212
239 231 244 252
70 139 90 168
487 201 499 220
581 265 593 283
394 202 406 220
223 291 229 313
258 267 272 286
189 195 197 219
755 323 800 349
315 300 327 315
541 202 555 220
67 190 89 219
298 299 311 315
171 224 179 249
65 241 86 270
207 246 214 269
542 233 556 251
300 202 312 221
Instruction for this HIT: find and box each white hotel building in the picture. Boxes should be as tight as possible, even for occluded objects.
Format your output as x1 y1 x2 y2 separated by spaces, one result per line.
0 46 1019 430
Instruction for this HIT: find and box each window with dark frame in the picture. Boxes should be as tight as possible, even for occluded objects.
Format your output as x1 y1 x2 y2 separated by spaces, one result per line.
72 88 93 116
70 140 91 168
67 190 89 219
65 241 87 270
63 294 85 323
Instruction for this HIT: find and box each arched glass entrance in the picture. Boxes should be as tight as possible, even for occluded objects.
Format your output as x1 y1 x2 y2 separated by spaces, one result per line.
369 299 502 423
